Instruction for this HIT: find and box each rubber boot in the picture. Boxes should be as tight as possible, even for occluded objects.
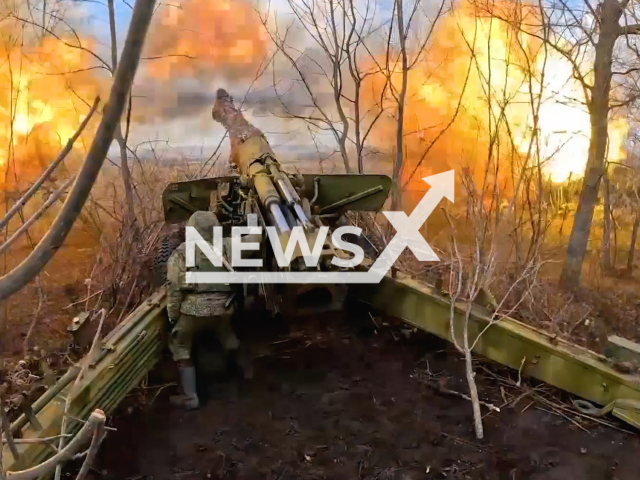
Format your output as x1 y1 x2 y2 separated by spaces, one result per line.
170 362 200 410
227 348 254 380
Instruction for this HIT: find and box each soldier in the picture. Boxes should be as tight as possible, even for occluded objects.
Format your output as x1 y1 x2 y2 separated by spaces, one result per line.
166 210 245 410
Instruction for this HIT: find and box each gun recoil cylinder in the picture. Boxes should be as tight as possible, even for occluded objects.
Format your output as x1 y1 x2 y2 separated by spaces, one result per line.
253 174 291 233
270 204 291 233
293 203 312 228
275 176 296 205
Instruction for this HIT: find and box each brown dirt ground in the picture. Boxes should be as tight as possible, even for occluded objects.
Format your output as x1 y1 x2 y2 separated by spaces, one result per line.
0 224 99 359
93 309 640 480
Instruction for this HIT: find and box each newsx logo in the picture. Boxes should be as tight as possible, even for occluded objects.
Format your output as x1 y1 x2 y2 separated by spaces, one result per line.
184 170 454 285
187 224 365 269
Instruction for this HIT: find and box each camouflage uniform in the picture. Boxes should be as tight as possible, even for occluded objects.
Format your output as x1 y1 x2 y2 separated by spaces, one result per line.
165 211 239 409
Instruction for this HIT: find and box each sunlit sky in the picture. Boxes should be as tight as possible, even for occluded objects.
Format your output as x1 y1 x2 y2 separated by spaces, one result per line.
67 1 260 157
68 0 616 172
70 0 398 160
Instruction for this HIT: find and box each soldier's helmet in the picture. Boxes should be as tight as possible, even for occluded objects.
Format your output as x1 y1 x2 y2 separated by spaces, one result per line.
187 211 220 243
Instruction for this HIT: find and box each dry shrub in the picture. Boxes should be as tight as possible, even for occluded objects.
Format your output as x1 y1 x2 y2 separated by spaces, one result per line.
78 153 230 327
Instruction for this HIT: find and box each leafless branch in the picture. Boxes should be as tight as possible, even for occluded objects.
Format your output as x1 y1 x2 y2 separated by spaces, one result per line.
0 98 100 232
0 176 75 258
0 0 157 301
5 410 106 480
54 308 106 480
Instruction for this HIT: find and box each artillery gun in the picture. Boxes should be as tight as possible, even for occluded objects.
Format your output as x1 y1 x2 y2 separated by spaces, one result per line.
157 88 392 317
8 90 640 477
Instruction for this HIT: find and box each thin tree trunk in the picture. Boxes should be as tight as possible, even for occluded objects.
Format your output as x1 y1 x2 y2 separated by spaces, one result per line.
115 128 136 228
602 172 612 271
612 208 618 268
107 0 137 231
464 340 483 439
327 0 351 174
627 209 640 273
42 0 46 38
354 79 363 174
107 0 118 77
345 0 363 173
392 0 408 210
559 0 621 289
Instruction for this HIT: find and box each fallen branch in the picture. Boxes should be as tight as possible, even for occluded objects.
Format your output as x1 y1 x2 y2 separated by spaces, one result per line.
63 290 103 310
73 418 106 480
9 435 71 445
54 309 106 480
441 432 497 454
415 370 501 414
481 365 636 435
6 410 106 480
535 406 589 434
437 385 501 413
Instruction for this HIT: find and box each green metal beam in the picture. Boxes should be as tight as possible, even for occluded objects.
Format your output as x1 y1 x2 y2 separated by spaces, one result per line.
349 276 640 429
8 273 640 476
2 288 167 477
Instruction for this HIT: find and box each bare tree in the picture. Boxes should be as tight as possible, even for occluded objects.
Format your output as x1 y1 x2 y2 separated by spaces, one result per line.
0 0 156 301
258 0 447 178
391 0 409 209
368 0 449 208
107 0 137 234
556 0 622 288
428 1 556 438
443 170 545 440
258 0 381 173
479 0 640 288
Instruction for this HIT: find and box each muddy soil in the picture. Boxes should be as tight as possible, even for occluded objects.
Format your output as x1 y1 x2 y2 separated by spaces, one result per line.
96 310 640 480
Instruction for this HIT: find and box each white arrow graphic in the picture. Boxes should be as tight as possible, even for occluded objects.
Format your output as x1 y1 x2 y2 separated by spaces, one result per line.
185 170 455 284
366 169 455 281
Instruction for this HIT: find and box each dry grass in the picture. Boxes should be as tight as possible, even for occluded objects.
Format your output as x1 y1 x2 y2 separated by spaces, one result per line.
0 155 230 395
2 150 640 397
